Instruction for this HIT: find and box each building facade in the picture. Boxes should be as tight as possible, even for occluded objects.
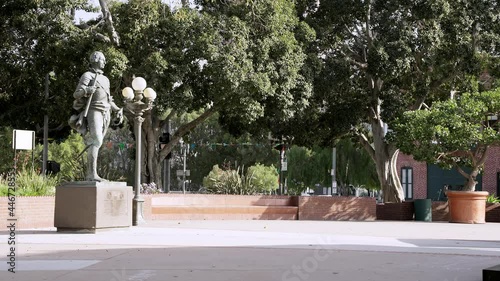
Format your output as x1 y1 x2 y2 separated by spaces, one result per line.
397 147 500 201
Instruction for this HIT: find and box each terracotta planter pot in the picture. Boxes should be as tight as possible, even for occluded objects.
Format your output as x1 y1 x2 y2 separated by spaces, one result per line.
447 191 489 224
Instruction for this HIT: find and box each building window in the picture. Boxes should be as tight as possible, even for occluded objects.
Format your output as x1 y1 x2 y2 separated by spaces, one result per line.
401 167 413 200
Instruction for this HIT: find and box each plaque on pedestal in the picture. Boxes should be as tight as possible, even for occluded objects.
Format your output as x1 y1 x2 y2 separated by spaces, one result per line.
54 181 133 233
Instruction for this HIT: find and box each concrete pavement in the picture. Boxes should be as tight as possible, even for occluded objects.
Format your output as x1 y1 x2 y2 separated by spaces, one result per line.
1 220 499 281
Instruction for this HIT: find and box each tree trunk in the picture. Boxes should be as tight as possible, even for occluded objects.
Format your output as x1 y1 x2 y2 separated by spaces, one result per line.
359 101 405 203
141 110 161 187
138 108 217 190
98 0 120 45
454 145 489 192
371 117 405 203
464 175 477 191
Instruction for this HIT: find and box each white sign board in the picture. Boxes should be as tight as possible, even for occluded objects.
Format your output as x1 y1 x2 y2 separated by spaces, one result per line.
281 162 287 171
13 130 35 150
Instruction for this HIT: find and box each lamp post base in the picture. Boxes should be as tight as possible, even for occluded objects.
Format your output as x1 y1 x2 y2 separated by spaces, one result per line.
132 196 146 226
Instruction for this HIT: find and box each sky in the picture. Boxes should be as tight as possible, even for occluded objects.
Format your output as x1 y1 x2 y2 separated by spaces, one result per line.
73 0 100 22
73 0 184 22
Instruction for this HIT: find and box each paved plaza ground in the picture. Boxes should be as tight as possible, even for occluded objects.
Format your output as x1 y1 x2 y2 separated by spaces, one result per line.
1 220 499 281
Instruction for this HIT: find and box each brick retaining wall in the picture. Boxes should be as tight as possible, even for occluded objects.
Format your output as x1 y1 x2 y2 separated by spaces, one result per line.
486 203 500 222
11 195 495 229
298 196 376 221
0 196 55 229
150 194 299 220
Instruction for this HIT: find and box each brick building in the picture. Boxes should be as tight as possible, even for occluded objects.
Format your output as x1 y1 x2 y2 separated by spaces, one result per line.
397 146 500 201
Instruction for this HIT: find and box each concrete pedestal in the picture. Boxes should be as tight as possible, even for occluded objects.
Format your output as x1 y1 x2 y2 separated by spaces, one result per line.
54 181 133 232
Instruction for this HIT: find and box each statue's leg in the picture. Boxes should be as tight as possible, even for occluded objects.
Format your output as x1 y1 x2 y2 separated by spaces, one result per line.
86 110 106 181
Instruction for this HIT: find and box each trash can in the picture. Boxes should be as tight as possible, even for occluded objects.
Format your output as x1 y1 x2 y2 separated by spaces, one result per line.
414 199 432 222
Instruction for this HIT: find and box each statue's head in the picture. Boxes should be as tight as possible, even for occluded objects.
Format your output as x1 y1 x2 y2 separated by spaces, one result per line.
89 51 106 69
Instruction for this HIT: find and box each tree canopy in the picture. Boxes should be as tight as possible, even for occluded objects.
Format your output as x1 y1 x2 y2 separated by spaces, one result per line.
390 87 500 191
0 0 314 188
2 0 499 196
281 0 499 202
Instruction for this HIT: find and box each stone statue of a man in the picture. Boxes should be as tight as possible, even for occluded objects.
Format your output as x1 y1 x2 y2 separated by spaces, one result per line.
69 51 123 181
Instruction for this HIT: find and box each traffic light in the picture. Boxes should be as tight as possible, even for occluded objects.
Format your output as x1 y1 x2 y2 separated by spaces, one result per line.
273 143 284 151
159 132 170 144
159 132 172 159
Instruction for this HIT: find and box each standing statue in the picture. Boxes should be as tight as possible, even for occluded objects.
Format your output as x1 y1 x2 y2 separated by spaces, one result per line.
69 51 123 182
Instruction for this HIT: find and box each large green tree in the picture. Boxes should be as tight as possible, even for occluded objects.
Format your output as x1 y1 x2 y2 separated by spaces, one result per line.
0 0 96 133
390 88 500 191
1 0 312 188
286 0 499 202
110 0 312 187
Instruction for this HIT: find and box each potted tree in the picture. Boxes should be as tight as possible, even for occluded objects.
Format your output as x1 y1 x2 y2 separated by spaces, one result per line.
389 88 500 223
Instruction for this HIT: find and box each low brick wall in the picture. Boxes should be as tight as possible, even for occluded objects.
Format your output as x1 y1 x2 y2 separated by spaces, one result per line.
150 194 298 220
432 201 449 221
376 201 415 220
486 203 500 223
10 195 495 229
0 196 55 229
298 196 376 221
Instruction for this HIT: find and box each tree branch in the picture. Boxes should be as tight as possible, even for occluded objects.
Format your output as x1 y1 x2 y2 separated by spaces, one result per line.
94 32 111 43
99 0 120 46
365 0 374 48
453 162 470 179
158 107 216 161
476 144 489 169
357 131 376 163
337 53 368 69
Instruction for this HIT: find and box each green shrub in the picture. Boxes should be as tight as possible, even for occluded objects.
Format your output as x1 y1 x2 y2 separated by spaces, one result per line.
247 163 278 194
487 193 500 204
0 169 59 196
39 132 87 182
0 176 9 196
203 165 251 194
203 164 277 195
17 169 59 196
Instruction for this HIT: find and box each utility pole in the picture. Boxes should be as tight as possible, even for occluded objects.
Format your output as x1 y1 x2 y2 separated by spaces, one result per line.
42 73 50 175
182 142 187 194
178 138 189 194
280 145 284 195
331 147 337 195
161 120 172 193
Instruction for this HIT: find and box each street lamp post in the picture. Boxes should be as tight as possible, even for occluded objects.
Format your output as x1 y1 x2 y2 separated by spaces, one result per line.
122 77 157 226
179 138 188 194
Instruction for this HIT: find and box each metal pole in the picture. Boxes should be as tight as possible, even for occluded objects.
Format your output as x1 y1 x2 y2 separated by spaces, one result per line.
42 73 49 175
165 120 171 193
182 143 186 194
132 115 145 225
332 147 337 195
280 146 284 195
166 158 171 192
163 158 171 193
